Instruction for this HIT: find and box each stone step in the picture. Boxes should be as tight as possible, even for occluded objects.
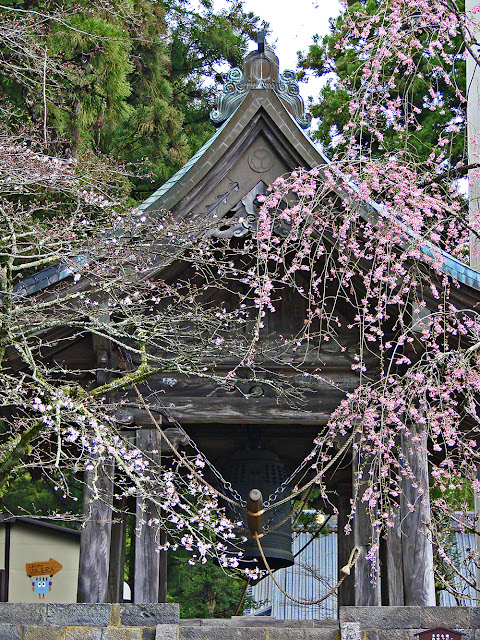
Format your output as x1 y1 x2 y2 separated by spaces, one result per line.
179 622 339 640
181 618 339 627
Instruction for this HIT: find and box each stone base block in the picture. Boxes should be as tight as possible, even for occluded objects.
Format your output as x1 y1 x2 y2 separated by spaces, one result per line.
102 627 141 640
49 605 110 627
0 625 22 640
24 626 64 640
180 626 338 640
0 604 46 625
155 624 179 640
180 628 266 640
64 627 103 640
420 608 472 630
120 605 179 627
340 622 361 640
340 608 421 630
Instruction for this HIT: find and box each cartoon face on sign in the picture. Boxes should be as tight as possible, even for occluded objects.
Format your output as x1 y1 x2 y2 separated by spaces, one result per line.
32 577 52 599
26 558 63 600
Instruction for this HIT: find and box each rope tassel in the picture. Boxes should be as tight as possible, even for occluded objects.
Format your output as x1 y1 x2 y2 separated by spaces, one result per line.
341 547 360 575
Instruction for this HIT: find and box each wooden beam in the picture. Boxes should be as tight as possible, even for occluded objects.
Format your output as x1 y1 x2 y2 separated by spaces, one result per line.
134 426 162 603
401 423 435 605
77 461 114 603
115 397 338 424
352 446 381 606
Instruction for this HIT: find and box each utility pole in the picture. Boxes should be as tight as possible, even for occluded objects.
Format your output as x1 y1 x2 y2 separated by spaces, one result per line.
467 0 480 269
466 0 480 594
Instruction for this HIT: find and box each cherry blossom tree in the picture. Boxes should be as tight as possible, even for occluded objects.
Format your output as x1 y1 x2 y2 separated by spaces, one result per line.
233 0 480 597
4 0 480 602
0 0 264 573
0 133 268 569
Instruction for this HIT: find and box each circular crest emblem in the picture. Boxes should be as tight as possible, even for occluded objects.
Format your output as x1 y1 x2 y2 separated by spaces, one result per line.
248 147 274 173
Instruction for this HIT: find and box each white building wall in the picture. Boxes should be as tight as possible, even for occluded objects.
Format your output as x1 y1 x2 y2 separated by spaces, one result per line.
8 523 79 603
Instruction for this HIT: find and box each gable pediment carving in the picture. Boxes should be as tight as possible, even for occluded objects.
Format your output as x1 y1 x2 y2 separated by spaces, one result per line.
207 182 292 239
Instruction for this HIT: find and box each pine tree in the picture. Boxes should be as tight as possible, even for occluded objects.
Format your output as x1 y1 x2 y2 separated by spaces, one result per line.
0 0 263 200
298 0 466 170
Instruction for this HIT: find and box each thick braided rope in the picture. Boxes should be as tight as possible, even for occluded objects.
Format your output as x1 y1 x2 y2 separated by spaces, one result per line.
254 533 360 606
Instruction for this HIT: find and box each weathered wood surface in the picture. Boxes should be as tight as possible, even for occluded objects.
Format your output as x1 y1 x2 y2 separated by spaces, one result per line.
134 427 162 604
401 422 435 606
77 461 114 603
116 350 370 378
4 333 95 373
159 529 168 604
107 496 128 603
352 447 381 606
467 0 480 268
168 109 305 221
119 372 362 398
475 464 480 593
337 485 355 610
78 334 114 604
385 511 405 605
113 397 341 425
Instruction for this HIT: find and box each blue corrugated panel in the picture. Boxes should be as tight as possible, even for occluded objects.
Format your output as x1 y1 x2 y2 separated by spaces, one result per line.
247 516 478 618
247 524 338 620
439 526 477 606
274 532 338 620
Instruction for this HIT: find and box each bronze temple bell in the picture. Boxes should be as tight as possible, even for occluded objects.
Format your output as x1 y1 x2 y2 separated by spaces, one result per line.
224 449 294 570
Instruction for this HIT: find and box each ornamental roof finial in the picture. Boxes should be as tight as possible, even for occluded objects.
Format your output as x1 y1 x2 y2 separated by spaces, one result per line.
257 31 265 54
210 35 312 129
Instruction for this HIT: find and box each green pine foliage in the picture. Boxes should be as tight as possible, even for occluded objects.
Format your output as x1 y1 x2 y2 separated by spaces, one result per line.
0 470 83 523
298 0 466 168
167 548 256 618
0 0 263 201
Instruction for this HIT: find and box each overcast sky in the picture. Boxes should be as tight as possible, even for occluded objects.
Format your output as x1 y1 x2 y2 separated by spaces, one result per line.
214 0 341 100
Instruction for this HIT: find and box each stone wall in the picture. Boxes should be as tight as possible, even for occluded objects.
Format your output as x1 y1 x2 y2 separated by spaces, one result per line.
0 604 340 640
0 603 179 640
2 604 480 640
340 607 480 640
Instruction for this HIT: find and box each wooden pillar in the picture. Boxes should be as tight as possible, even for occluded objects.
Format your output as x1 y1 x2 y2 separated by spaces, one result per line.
467 0 480 580
475 464 480 593
353 445 381 606
107 496 128 603
379 535 388 606
127 511 136 602
384 511 405 605
337 483 354 610
159 529 168 603
467 0 480 268
401 423 435 605
77 461 114 602
134 426 162 603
